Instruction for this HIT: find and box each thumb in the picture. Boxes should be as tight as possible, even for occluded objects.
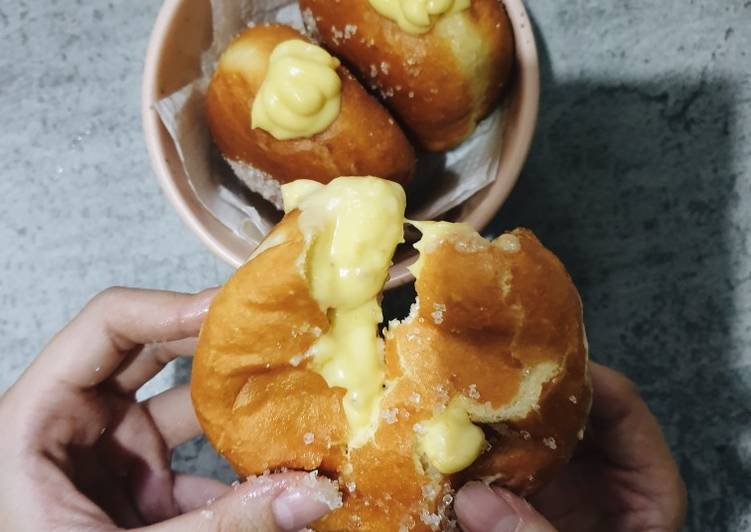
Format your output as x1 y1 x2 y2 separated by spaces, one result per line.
455 482 557 532
144 472 342 532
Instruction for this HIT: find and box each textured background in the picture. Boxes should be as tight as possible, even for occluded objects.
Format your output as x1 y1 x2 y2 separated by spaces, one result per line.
1 1 749 530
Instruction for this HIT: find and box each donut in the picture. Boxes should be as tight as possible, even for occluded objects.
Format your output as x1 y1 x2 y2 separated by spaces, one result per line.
207 25 416 207
191 176 591 531
298 0 515 151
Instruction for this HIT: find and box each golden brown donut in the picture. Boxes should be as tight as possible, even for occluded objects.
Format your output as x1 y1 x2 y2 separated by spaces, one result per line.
207 25 415 207
192 178 590 531
299 0 515 151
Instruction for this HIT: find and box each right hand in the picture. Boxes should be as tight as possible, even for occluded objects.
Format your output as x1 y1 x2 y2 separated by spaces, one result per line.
455 362 687 532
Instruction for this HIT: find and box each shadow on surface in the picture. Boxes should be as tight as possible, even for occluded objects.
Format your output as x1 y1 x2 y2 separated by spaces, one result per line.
483 26 750 532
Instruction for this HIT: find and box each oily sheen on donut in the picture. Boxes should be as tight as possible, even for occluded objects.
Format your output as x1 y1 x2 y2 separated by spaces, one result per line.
299 0 515 151
207 24 415 207
191 177 591 531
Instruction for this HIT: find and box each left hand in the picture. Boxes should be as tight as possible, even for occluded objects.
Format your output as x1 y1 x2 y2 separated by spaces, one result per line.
0 288 337 532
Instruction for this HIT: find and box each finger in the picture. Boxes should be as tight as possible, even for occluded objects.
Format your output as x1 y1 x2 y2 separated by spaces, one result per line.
112 337 198 393
173 474 232 513
455 482 556 532
588 362 687 529
588 362 674 470
143 385 202 449
28 287 217 390
141 473 342 532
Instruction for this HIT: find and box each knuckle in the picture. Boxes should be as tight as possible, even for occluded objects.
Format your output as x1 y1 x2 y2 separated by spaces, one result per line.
610 371 641 400
147 341 181 366
621 376 640 398
89 286 129 308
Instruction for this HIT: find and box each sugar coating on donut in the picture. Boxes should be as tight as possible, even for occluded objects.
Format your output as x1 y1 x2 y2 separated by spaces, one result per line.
298 0 515 150
192 179 592 531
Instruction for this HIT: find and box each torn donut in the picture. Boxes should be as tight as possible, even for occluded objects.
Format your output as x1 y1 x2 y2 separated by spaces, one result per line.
191 176 591 531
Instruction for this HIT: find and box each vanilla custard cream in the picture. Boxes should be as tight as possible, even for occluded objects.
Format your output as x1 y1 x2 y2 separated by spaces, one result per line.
282 177 406 447
252 40 342 140
281 178 486 471
368 0 470 34
421 398 486 474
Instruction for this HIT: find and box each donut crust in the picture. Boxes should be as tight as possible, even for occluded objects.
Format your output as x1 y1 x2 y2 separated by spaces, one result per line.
207 24 415 194
299 0 515 151
192 219 591 531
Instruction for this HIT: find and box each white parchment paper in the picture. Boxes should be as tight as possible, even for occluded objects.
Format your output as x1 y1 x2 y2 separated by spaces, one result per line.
154 0 505 245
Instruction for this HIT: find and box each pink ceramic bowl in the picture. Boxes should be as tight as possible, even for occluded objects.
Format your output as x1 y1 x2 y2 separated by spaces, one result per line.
142 0 539 288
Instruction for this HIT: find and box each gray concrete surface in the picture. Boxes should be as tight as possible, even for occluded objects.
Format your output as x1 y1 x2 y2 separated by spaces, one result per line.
1 1 749 530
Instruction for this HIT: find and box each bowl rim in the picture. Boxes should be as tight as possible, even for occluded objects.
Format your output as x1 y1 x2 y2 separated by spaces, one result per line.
142 0 243 268
142 0 540 287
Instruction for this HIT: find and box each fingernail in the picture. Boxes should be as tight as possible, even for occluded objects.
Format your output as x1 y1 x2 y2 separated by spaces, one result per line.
456 482 521 532
272 488 332 532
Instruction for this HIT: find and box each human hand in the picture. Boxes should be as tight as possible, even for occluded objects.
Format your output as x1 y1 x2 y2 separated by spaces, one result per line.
0 288 341 532
455 362 687 532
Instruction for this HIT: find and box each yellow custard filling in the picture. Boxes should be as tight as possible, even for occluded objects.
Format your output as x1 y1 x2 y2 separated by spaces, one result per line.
368 0 470 34
282 177 406 446
252 40 342 140
420 398 486 474
282 182 489 469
